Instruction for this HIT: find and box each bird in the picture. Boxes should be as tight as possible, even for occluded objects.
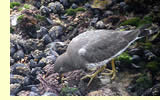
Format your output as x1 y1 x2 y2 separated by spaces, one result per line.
54 29 146 86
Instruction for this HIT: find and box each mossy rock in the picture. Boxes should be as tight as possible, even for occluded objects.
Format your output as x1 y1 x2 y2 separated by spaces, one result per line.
120 17 141 27
116 52 132 64
66 7 85 15
60 87 79 96
120 16 152 27
17 14 24 22
24 4 31 9
146 61 159 72
10 2 21 8
35 14 45 21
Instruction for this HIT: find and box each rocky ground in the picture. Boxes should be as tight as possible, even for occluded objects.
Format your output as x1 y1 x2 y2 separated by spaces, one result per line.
10 0 160 96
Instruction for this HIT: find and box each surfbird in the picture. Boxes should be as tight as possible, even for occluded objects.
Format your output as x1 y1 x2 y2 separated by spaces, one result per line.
54 29 144 86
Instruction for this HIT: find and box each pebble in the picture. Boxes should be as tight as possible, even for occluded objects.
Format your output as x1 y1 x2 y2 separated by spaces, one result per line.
29 59 38 68
29 91 40 96
71 3 78 9
42 34 53 44
13 50 25 61
48 1 64 14
42 92 57 96
36 27 48 39
49 26 64 40
40 6 50 17
90 17 98 26
96 21 105 29
10 74 25 84
31 50 46 61
11 63 30 76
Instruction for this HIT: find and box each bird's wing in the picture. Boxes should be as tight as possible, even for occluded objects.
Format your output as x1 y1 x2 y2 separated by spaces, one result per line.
78 30 132 63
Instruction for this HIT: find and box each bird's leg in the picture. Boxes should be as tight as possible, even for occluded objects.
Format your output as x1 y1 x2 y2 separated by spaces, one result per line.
101 59 117 80
81 65 106 86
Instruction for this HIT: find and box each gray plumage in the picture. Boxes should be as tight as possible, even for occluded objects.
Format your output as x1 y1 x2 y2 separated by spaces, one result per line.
54 29 141 73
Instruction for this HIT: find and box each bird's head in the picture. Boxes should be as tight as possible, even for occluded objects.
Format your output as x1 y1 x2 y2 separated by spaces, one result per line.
54 53 74 73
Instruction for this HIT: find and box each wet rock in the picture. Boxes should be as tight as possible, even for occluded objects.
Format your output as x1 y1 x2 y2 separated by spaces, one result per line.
10 74 25 84
49 26 64 40
37 27 48 39
11 63 30 76
60 0 69 8
13 50 24 61
42 34 52 44
103 10 113 17
40 6 50 17
48 1 64 14
71 3 78 9
95 21 105 29
42 92 57 96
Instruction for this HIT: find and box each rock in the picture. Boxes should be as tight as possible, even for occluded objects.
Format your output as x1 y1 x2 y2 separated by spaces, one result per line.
29 59 38 68
10 57 15 65
90 17 98 26
60 0 69 8
10 83 21 95
10 74 25 84
29 91 40 96
13 50 24 61
131 55 141 63
10 13 20 26
42 34 53 44
71 3 78 9
31 67 42 77
45 55 57 64
144 50 157 61
46 18 55 25
11 63 30 76
44 47 59 56
84 3 91 9
23 76 31 86
36 27 48 39
17 90 30 96
99 76 111 85
10 46 17 56
31 50 46 61
103 10 113 17
49 26 64 40
95 21 105 29
142 84 160 96
48 1 64 14
40 6 50 17
38 58 47 68
31 86 40 93
42 92 57 96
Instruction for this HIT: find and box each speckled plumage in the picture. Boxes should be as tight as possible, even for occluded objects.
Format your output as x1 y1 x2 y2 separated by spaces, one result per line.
54 29 141 73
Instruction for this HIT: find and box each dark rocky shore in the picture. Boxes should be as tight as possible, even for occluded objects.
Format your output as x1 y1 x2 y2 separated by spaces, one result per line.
10 0 160 96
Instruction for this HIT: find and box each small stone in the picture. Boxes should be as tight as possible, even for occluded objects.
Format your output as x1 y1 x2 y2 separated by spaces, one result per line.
46 18 54 25
48 1 64 14
29 59 38 68
45 55 57 64
42 34 52 44
10 83 21 95
10 74 25 84
23 76 31 86
71 3 78 9
144 50 157 61
38 58 47 68
60 0 69 8
10 47 17 56
49 26 64 40
31 67 42 77
29 91 39 96
96 21 105 29
90 17 98 26
11 63 30 76
10 57 15 65
40 6 50 17
42 92 57 96
13 50 24 61
84 3 91 9
36 27 48 39
103 10 113 17
31 50 46 61
17 90 30 96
